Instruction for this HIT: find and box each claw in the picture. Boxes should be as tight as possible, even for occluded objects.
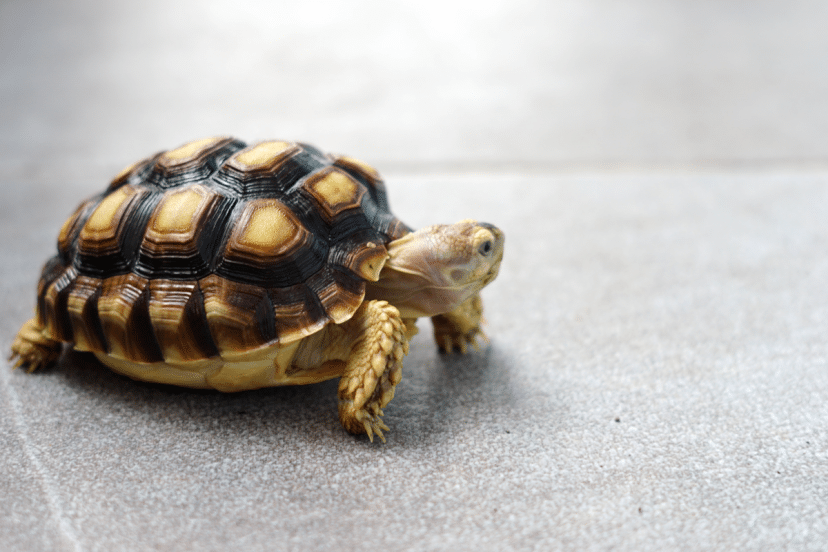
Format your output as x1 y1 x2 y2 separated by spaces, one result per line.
8 349 24 369
361 417 388 444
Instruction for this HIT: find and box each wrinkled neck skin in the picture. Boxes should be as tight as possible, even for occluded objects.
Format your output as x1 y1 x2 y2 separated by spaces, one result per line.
365 265 469 319
364 221 504 319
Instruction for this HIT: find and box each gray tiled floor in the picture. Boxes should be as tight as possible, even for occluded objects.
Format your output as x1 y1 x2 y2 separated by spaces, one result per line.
2 1 828 551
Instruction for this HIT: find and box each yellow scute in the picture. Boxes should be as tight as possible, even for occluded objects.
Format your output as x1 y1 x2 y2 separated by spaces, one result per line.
163 137 224 162
151 188 206 234
110 159 141 184
233 141 293 168
237 203 298 251
82 187 133 236
339 155 379 177
310 170 359 206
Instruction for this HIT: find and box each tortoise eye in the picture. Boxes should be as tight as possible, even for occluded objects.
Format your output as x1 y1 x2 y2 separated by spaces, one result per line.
478 240 493 256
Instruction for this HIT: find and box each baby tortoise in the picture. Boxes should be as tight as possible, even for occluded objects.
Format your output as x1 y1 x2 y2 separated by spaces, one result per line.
9 137 504 442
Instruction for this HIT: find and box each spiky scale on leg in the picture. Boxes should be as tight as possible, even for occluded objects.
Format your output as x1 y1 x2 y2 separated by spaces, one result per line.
338 300 408 443
8 318 62 372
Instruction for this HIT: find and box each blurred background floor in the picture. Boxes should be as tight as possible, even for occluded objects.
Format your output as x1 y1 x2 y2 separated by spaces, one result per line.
2 1 827 551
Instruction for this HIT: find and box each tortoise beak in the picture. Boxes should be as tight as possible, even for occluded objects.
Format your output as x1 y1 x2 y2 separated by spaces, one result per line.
478 223 504 286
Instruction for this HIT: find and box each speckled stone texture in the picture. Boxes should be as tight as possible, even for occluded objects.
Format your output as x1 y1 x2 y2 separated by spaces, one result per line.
2 1 828 551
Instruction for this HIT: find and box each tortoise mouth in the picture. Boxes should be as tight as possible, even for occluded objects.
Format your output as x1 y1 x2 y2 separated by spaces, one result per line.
470 223 504 289
480 252 504 287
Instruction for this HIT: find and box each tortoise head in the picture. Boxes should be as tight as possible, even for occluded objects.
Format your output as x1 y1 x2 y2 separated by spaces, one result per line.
366 220 504 318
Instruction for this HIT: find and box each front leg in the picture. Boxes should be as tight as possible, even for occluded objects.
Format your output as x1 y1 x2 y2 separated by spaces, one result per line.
431 293 486 354
338 300 409 443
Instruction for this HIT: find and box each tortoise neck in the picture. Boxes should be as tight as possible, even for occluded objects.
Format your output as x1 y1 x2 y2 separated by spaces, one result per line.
364 230 470 319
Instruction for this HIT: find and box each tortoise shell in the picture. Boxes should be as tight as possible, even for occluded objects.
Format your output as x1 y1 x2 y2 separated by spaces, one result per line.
35 137 410 364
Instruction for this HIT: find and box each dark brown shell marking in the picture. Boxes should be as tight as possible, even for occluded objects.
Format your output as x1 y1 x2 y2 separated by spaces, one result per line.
35 137 409 362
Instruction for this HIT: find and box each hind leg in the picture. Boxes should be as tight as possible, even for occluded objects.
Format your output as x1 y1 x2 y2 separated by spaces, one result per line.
338 300 408 443
9 318 62 372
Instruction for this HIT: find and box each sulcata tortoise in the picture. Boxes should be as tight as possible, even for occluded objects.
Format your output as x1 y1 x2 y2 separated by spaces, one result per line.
9 137 504 442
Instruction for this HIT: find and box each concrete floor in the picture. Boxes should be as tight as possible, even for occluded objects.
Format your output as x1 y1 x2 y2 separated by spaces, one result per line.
2 1 827 551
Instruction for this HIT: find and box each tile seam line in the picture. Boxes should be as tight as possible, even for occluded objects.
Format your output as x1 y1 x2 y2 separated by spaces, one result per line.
0 366 84 552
